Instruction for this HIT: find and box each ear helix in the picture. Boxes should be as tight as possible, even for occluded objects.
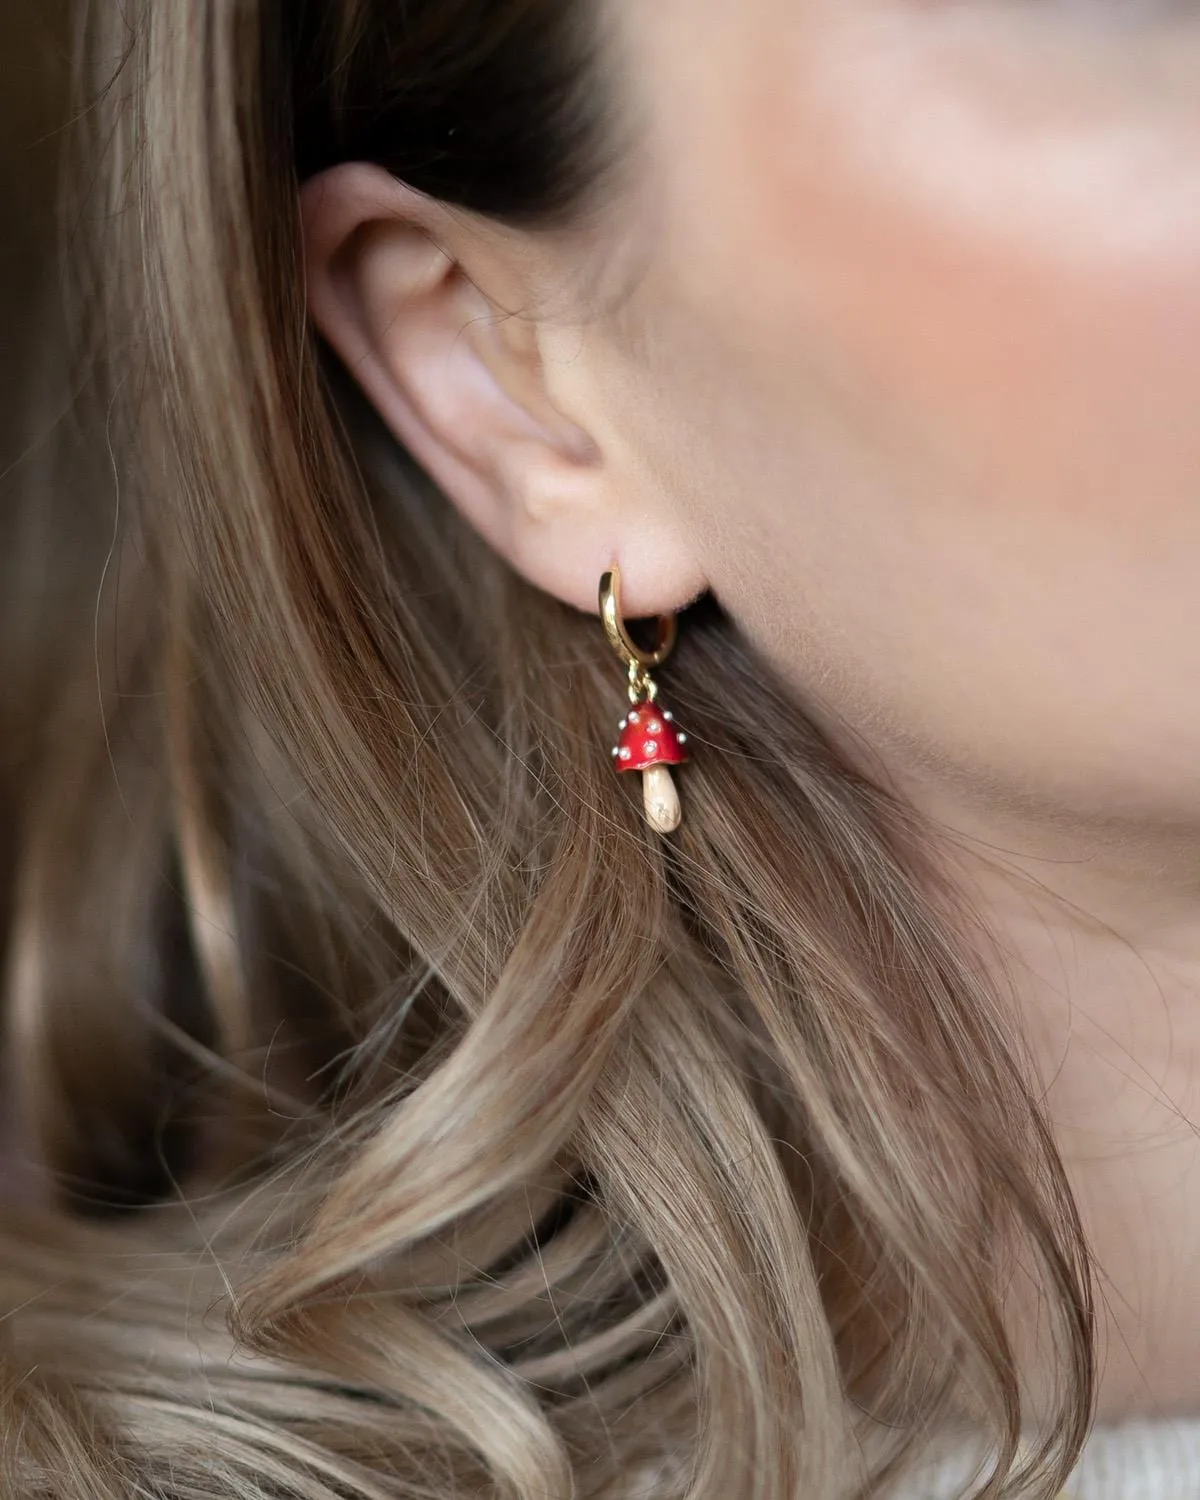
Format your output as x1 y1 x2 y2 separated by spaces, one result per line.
599 564 690 834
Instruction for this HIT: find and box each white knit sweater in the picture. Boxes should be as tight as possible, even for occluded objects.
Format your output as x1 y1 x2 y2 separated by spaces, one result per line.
904 1422 1200 1498
631 1423 1200 1498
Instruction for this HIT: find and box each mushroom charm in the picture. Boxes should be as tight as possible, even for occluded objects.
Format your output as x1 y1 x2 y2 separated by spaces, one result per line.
612 700 689 834
599 563 692 834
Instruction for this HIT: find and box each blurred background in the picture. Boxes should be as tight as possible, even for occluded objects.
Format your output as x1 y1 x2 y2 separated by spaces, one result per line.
0 1 100 987
1 2 70 472
0 0 73 1179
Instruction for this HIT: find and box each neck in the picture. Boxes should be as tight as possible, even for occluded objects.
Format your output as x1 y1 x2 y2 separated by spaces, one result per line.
915 781 1200 1423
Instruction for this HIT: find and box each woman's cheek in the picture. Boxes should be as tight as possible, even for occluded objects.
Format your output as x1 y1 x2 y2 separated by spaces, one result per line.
727 9 1200 527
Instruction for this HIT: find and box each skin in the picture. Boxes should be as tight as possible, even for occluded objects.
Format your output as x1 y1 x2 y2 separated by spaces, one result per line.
303 0 1200 1421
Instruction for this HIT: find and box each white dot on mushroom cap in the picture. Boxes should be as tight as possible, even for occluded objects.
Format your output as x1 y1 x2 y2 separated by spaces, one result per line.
611 747 619 757
647 719 662 733
628 711 640 723
643 740 658 756
678 733 687 744
663 711 673 721
618 718 627 730
619 747 632 761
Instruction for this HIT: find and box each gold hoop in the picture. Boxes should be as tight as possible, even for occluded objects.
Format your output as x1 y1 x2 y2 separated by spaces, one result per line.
598 564 678 673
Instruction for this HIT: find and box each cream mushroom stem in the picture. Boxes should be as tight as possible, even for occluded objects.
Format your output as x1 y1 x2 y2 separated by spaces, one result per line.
642 763 681 834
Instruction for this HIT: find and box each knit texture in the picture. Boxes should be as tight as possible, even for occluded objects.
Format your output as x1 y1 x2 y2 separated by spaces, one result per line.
901 1422 1200 1498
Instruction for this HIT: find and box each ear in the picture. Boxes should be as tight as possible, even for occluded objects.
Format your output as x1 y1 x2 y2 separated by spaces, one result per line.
299 162 705 617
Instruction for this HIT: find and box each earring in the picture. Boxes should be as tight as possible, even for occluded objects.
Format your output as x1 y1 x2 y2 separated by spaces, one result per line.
599 564 690 834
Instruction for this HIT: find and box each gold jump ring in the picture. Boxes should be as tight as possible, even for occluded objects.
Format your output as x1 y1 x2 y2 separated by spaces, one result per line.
598 564 677 673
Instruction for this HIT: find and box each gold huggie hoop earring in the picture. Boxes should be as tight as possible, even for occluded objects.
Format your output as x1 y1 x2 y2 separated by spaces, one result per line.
599 564 689 834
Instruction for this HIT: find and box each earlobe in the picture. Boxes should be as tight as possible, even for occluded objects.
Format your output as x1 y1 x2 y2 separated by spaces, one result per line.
301 163 604 566
299 162 708 619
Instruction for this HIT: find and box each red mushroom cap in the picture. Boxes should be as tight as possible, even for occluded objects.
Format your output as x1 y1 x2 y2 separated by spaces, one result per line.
614 702 689 773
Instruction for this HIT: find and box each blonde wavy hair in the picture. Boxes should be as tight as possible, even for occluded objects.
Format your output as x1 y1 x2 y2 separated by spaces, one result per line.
0 2 1094 1496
